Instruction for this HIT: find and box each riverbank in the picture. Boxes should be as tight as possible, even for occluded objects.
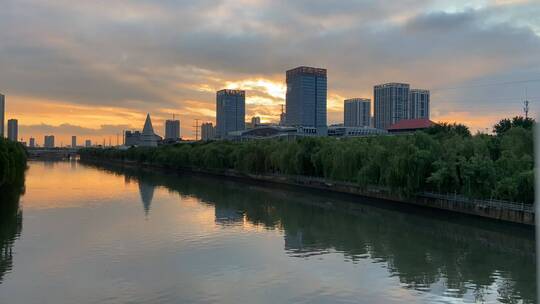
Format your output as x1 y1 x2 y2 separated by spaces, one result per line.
80 156 535 226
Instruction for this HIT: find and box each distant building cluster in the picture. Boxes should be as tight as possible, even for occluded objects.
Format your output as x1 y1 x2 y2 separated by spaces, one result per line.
0 66 433 147
211 66 432 141
373 83 430 130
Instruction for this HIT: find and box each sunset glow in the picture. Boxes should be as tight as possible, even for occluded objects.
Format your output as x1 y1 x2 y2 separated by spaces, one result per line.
0 0 538 142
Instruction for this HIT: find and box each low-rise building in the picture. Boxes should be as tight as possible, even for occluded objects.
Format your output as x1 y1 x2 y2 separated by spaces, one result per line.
328 126 388 137
387 118 435 134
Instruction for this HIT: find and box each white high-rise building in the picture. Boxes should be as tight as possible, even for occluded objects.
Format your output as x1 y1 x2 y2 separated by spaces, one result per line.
85 139 92 147
71 135 77 148
29 138 35 148
165 119 180 140
344 98 371 127
201 122 216 141
374 83 410 130
409 89 430 119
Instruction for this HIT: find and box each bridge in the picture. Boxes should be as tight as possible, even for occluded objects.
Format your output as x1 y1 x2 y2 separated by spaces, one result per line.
27 148 79 160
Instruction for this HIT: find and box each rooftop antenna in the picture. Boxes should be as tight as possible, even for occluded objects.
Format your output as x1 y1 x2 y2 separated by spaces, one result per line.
524 88 530 119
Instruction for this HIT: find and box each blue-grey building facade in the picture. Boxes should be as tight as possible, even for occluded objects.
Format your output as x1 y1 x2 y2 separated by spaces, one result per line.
7 119 18 142
285 66 327 134
409 89 430 119
344 98 371 127
374 83 410 130
216 89 245 138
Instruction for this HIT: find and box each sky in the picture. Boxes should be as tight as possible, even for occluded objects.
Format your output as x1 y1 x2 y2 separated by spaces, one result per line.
1 0 540 144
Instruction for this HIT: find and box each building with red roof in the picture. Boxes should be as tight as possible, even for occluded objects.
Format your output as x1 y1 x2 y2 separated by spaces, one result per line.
387 118 436 134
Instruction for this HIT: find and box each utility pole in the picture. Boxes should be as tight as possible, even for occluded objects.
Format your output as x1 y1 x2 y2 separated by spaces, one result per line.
193 119 200 141
524 88 530 119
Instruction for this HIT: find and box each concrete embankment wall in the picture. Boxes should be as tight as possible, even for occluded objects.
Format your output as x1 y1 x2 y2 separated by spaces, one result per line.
80 157 535 226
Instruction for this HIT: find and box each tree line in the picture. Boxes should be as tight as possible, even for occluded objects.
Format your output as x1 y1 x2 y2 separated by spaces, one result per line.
0 138 27 191
80 117 535 204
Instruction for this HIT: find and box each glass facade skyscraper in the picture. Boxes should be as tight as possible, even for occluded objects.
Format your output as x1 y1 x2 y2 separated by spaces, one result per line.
285 66 327 134
409 89 430 119
374 83 410 130
344 98 371 127
216 89 245 138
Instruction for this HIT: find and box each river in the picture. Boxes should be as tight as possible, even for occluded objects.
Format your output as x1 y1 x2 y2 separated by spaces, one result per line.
0 160 536 303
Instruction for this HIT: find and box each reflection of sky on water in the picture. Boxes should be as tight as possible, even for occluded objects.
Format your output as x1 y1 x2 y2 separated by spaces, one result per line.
0 161 534 304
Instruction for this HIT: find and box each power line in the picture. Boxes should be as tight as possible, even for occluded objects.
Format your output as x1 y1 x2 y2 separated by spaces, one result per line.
431 78 540 91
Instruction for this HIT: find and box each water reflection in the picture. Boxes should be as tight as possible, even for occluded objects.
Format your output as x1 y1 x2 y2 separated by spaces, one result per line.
85 162 536 303
0 177 25 284
138 182 155 216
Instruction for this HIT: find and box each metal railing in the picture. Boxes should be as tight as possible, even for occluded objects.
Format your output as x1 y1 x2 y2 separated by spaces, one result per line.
419 192 535 213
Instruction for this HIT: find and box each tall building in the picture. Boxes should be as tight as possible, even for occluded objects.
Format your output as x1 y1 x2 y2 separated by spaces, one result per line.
201 122 216 141
7 119 18 142
44 135 55 148
216 89 245 138
409 89 430 119
251 116 261 127
344 98 371 127
71 135 77 148
374 83 410 130
285 66 327 134
165 119 180 140
85 139 92 147
0 94 4 138
29 138 35 148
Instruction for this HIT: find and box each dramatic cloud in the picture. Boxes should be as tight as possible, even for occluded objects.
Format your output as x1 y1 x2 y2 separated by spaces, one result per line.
1 0 539 142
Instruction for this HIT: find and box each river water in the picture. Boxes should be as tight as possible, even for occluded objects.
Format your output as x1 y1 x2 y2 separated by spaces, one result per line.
0 160 536 303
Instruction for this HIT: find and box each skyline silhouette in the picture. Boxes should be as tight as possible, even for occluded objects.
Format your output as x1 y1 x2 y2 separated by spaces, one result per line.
0 0 538 143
